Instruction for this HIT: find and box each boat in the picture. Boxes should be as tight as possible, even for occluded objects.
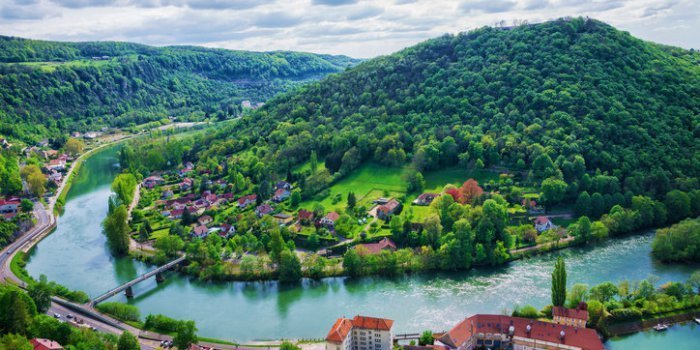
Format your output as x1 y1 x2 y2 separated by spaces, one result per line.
653 323 669 331
694 318 700 325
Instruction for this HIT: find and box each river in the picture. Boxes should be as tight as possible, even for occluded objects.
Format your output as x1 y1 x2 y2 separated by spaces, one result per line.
24 145 700 346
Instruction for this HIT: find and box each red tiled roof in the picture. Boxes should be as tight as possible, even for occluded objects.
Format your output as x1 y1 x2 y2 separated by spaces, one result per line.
326 318 354 343
30 338 63 350
351 315 394 331
438 315 603 350
553 306 589 321
357 238 397 255
238 194 257 205
535 216 550 225
325 212 340 222
298 209 314 220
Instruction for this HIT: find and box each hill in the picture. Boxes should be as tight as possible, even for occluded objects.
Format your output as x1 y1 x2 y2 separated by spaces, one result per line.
202 17 700 197
0 36 360 142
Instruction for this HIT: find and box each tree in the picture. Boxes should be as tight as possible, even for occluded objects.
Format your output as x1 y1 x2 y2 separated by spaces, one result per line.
290 189 301 207
566 283 589 308
173 320 198 350
27 171 46 197
102 205 130 255
404 170 425 193
269 229 286 262
551 256 566 307
309 150 318 173
590 192 605 218
20 199 34 213
112 173 138 205
0 289 36 335
689 271 700 294
347 192 357 210
575 191 591 216
419 330 434 346
28 275 52 313
541 177 567 207
64 137 85 156
0 334 32 350
343 248 362 277
665 190 690 223
278 250 302 283
117 331 140 350
589 282 618 302
458 179 484 204
280 341 301 350
154 235 184 257
570 216 591 243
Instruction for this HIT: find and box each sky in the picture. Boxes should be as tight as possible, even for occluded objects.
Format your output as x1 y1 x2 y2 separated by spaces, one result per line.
0 0 698 58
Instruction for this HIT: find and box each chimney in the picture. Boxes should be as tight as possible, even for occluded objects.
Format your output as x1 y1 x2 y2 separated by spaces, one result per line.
560 329 566 343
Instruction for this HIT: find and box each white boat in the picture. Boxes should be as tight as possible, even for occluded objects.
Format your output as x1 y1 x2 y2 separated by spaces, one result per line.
653 323 669 331
694 318 700 325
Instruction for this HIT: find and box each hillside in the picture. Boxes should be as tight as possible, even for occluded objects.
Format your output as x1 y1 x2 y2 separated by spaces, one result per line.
0 36 359 142
202 17 700 197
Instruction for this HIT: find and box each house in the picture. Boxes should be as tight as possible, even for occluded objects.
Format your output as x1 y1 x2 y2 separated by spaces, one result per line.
219 224 236 238
272 188 291 202
180 178 194 191
435 314 604 350
356 238 397 255
298 209 314 225
534 216 554 232
143 175 165 189
276 181 293 191
553 303 589 328
45 159 66 172
192 225 209 239
0 138 10 149
162 190 174 199
320 212 340 228
238 194 257 208
376 199 401 220
255 203 274 217
198 215 213 226
325 315 394 350
30 338 64 350
48 171 63 185
273 213 294 226
0 198 20 213
413 193 438 206
170 209 184 218
373 198 391 205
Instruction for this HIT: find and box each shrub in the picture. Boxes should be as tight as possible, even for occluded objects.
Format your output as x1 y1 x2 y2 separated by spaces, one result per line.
144 314 180 333
609 308 642 322
95 302 140 322
512 304 542 319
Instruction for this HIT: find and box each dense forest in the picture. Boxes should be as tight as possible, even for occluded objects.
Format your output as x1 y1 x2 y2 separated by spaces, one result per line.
198 17 699 198
0 36 359 143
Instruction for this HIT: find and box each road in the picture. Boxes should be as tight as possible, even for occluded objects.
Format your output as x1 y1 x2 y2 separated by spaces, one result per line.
0 204 53 287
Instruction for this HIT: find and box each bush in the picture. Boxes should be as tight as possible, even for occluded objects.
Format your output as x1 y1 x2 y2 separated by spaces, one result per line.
95 302 140 322
609 308 642 322
512 304 542 318
144 314 180 333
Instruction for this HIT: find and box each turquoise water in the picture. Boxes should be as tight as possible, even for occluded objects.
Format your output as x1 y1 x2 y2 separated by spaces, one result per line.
606 322 699 349
24 146 700 346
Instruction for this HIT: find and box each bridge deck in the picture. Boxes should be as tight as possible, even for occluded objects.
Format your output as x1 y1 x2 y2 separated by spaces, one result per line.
92 256 185 305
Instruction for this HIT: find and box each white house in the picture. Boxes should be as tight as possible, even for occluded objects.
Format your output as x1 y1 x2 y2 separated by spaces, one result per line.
534 216 555 232
325 315 394 350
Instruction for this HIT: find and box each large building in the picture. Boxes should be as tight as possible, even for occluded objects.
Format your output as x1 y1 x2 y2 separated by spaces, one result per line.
326 315 394 350
552 304 589 329
435 314 604 350
30 338 64 350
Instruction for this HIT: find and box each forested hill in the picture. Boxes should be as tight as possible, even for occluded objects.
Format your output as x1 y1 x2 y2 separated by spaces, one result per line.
0 35 359 142
206 17 699 196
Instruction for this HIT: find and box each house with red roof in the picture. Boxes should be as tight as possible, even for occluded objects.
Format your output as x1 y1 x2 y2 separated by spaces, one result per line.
143 175 165 189
238 194 257 208
192 225 209 239
320 212 340 229
376 199 402 220
325 315 394 350
435 314 603 350
180 178 194 191
356 238 397 255
272 188 291 202
534 216 554 232
30 338 64 350
298 209 314 225
255 203 274 217
198 215 213 226
413 193 438 206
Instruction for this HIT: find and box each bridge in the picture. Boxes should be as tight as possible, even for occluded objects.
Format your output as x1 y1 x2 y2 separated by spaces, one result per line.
92 256 186 305
393 333 421 343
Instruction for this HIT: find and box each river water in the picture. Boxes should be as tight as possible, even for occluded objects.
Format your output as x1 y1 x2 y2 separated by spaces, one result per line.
24 146 700 346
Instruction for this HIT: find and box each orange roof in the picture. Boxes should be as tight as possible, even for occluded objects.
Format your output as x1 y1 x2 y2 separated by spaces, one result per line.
30 338 63 350
553 306 589 321
351 315 394 331
437 315 603 350
326 315 394 343
326 318 354 343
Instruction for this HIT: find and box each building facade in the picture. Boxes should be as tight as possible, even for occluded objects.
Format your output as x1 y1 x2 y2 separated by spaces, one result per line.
326 315 394 350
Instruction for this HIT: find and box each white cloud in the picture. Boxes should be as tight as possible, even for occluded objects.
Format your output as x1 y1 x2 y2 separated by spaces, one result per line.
0 0 697 57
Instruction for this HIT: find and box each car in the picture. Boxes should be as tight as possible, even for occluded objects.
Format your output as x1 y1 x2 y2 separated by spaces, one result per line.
53 313 61 318
66 314 74 319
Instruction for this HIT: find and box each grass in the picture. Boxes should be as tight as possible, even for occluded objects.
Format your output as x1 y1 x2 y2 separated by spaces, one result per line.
10 252 34 285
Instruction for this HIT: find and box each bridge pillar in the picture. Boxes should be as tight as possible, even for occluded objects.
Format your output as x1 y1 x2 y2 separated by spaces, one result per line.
124 286 134 298
156 272 165 283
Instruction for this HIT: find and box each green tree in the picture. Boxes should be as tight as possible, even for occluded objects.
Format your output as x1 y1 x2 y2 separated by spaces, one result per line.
29 314 72 345
280 341 301 350
575 191 591 217
551 256 567 307
173 320 198 350
347 192 357 210
309 150 318 173
102 205 130 255
20 199 34 213
0 334 32 350
419 330 434 346
279 250 302 283
343 248 362 277
541 177 567 207
117 331 140 350
0 289 36 335
28 274 52 313
665 190 690 223
64 137 85 156
290 189 301 207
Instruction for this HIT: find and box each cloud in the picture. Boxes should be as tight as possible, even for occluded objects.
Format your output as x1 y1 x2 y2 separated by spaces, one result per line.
641 0 678 18
460 0 516 14
523 0 549 11
253 12 304 28
1 4 58 19
49 0 116 8
162 0 274 10
311 0 358 6
346 5 384 21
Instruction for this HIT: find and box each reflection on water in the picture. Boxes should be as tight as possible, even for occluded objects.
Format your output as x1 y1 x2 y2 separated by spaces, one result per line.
23 145 700 342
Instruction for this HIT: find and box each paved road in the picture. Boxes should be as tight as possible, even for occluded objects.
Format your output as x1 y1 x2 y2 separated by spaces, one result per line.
0 204 52 286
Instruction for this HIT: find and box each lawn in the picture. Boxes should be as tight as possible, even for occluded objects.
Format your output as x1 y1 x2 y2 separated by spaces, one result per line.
299 163 408 212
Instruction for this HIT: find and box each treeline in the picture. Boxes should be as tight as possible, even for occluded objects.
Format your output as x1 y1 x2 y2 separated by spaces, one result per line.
0 35 359 143
652 217 700 263
194 17 698 199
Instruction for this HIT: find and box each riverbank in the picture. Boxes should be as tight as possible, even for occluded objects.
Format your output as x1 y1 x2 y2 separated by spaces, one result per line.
602 308 700 336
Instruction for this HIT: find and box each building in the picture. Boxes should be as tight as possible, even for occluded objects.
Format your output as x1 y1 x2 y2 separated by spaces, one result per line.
272 188 291 202
180 178 194 191
276 181 293 191
0 198 20 213
143 175 165 189
238 194 257 208
192 225 209 239
320 212 340 229
413 193 438 206
255 203 274 217
356 238 397 255
273 213 294 226
435 314 604 350
198 215 213 226
376 199 401 220
30 338 64 350
553 303 589 328
534 216 554 232
298 209 314 225
325 315 394 350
